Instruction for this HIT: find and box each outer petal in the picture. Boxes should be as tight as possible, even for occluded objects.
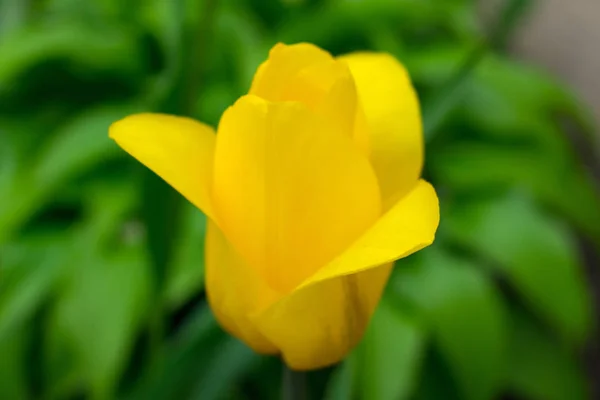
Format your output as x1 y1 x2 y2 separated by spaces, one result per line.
212 95 381 293
109 113 216 218
251 43 370 154
205 220 278 354
252 264 392 370
339 53 423 208
303 179 439 287
251 180 438 369
249 42 333 103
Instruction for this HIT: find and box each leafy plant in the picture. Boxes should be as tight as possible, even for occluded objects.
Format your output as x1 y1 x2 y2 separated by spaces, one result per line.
0 0 596 399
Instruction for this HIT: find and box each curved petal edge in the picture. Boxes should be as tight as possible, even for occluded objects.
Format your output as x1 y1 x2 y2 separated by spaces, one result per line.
109 113 216 218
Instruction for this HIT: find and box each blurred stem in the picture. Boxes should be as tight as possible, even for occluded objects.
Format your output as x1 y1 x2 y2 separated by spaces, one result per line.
282 364 308 400
181 0 218 116
422 43 486 140
488 0 533 51
423 0 532 140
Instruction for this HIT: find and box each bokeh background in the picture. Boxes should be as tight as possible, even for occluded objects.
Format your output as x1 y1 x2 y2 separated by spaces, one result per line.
0 0 598 399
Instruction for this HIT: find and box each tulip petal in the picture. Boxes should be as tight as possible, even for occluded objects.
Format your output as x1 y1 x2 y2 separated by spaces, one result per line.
205 220 279 354
249 42 333 103
252 264 393 370
109 113 216 218
250 43 370 154
317 66 371 155
212 95 381 293
304 179 439 287
251 180 438 369
339 53 423 208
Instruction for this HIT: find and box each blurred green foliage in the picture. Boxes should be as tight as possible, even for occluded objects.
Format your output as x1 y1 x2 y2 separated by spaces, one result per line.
0 0 598 399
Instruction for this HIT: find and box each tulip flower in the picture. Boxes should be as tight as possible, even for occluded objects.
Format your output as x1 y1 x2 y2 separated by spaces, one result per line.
109 43 439 370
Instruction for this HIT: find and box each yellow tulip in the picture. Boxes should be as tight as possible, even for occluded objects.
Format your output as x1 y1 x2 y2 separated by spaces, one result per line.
109 43 439 370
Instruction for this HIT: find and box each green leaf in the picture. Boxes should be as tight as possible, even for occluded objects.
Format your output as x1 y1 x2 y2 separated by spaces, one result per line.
505 312 589 400
354 298 426 400
80 176 140 246
430 142 546 190
0 104 140 243
165 203 207 310
430 142 600 243
418 1 539 140
51 247 151 398
454 58 600 210
445 192 593 346
37 0 123 21
123 306 218 400
0 23 141 92
0 328 30 399
412 347 462 400
391 248 508 400
421 44 490 140
0 241 65 343
463 56 574 143
460 54 599 173
405 43 474 87
125 306 258 400
187 338 258 400
44 315 81 400
139 171 185 365
333 0 478 36
140 169 185 287
137 0 185 109
32 105 139 186
0 131 18 204
194 80 238 127
214 5 271 89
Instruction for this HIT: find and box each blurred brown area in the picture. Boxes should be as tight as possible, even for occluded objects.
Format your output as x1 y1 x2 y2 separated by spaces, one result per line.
482 0 600 144
511 0 600 136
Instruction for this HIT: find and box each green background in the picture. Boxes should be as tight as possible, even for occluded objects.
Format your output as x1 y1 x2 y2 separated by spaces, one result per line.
0 0 598 399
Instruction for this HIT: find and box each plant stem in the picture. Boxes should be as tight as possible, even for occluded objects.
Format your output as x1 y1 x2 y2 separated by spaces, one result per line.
423 0 532 140
282 364 308 400
181 0 218 117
